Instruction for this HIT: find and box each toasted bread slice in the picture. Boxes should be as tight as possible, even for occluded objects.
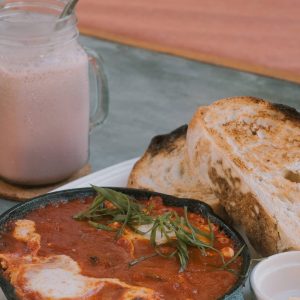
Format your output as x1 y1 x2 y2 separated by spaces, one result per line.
127 125 225 217
187 96 300 255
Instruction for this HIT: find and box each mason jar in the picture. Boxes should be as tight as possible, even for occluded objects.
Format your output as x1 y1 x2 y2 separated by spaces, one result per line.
0 0 108 185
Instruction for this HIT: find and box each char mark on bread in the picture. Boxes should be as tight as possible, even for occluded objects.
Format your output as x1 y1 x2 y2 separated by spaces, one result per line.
147 125 188 157
271 102 300 122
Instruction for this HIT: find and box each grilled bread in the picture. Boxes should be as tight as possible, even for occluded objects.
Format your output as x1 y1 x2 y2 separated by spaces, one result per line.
187 96 300 255
127 125 225 217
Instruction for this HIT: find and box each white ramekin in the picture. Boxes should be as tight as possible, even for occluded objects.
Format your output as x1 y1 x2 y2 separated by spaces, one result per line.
250 251 300 300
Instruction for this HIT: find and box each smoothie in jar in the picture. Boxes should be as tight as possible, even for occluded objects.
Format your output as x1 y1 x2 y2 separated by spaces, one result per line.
0 9 90 185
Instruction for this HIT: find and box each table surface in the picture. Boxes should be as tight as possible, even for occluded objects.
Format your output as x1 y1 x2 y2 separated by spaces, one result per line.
0 34 299 214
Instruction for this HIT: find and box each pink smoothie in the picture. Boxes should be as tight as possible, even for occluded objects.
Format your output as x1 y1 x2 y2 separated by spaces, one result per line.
0 44 90 185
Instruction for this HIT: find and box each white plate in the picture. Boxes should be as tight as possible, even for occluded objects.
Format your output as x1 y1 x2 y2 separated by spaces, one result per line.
0 157 253 300
54 157 139 191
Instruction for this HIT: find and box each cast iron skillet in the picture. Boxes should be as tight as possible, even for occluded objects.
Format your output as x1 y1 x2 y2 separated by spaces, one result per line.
0 187 250 300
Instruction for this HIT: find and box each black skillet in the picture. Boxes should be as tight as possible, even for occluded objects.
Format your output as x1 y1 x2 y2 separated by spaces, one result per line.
0 187 250 300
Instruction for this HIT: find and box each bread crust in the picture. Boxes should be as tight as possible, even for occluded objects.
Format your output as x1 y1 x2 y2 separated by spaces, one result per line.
187 96 300 255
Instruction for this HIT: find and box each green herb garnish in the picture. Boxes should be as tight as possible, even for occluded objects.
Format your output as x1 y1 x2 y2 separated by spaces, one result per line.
74 186 153 239
74 187 244 272
128 253 159 267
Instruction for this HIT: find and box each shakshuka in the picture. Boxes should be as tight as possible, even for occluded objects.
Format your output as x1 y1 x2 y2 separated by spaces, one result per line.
0 188 243 300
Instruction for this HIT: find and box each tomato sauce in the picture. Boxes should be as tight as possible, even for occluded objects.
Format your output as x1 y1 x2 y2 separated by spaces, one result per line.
0 196 242 300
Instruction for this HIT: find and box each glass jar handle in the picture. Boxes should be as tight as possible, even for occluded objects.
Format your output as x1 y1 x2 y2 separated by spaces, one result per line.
85 47 109 131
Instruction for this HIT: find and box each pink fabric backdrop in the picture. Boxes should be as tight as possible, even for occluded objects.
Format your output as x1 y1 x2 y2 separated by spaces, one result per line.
77 0 300 83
